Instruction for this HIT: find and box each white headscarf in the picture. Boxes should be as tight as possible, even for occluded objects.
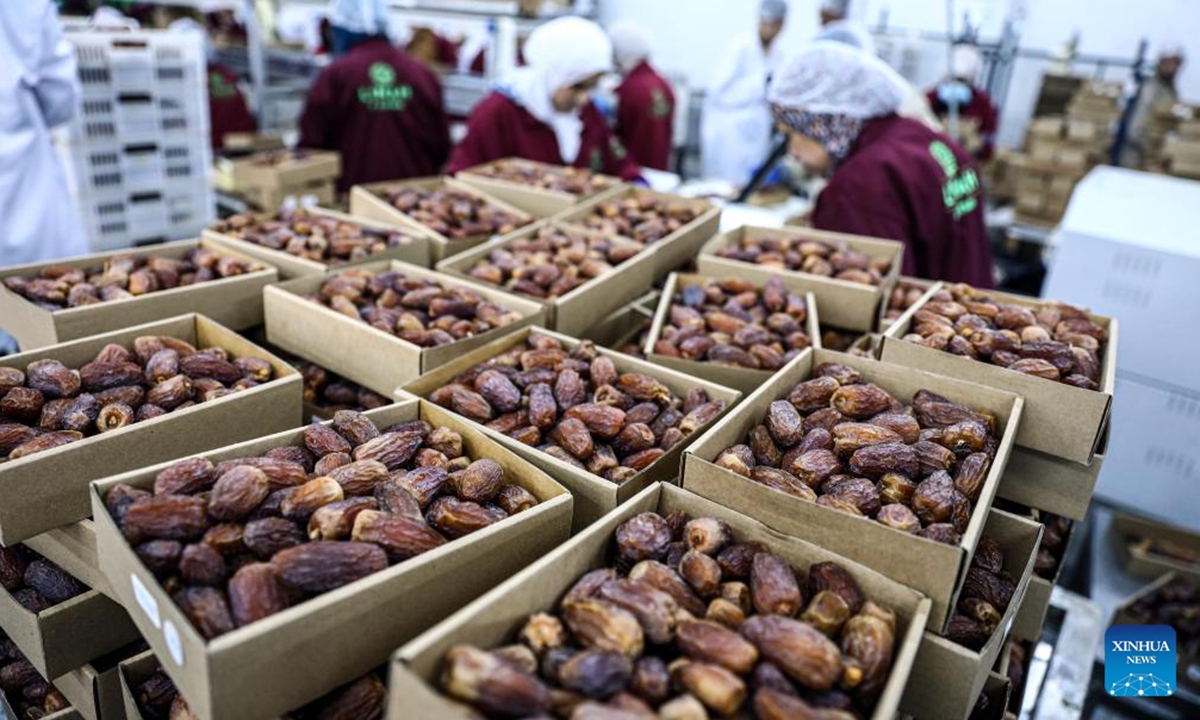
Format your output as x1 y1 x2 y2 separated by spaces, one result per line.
328 0 390 36
760 0 789 22
952 44 983 82
608 20 652 74
501 17 613 164
768 41 907 119
168 18 215 62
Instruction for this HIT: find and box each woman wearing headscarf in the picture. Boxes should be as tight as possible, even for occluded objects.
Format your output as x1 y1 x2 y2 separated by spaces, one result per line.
927 45 999 160
609 20 675 171
700 0 788 186
298 0 449 192
446 17 640 180
770 42 994 287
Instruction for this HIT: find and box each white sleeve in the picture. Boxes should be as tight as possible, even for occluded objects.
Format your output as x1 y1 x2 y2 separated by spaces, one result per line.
32 2 79 129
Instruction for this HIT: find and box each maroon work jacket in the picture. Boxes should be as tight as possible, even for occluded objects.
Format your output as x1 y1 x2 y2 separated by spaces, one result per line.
299 39 450 192
614 61 676 171
813 114 995 289
207 63 257 151
446 92 642 181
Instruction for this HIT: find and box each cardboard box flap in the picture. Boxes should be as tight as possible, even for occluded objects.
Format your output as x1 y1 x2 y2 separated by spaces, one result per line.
456 158 626 217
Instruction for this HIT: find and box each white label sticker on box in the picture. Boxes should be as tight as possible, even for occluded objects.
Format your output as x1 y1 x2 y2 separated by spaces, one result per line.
131 573 161 629
163 620 184 667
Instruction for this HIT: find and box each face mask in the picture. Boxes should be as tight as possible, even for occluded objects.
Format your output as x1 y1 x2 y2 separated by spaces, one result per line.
937 81 973 107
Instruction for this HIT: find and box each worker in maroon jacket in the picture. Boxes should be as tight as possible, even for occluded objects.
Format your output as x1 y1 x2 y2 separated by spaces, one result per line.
447 17 641 181
608 21 675 171
769 42 994 288
299 0 449 192
927 45 999 160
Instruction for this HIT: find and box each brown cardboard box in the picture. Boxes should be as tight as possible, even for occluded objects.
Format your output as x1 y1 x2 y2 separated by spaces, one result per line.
697 226 904 332
0 314 302 545
881 287 1117 465
435 221 657 338
580 290 658 353
202 207 432 280
390 482 931 720
1010 509 1076 642
25 521 110 600
117 651 159 720
552 186 722 278
55 645 141 720
1112 513 1200 584
91 401 571 720
264 260 548 396
976 672 1014 720
230 150 341 212
2 685 80 720
904 508 1041 720
999 425 1107 520
455 158 626 217
642 272 820 394
401 327 742 532
221 132 287 153
0 563 138 679
877 277 942 336
682 348 1023 630
0 240 278 350
349 177 536 263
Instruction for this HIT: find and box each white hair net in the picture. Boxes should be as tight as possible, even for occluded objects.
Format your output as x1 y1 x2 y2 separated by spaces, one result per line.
952 45 982 82
760 0 789 23
502 17 613 163
168 17 215 62
815 20 876 54
329 0 390 36
769 41 908 118
1159 44 1186 60
820 0 850 17
609 20 652 73
92 7 140 29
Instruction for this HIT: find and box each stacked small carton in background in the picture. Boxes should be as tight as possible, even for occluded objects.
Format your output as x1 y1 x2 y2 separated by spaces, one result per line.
1160 112 1200 179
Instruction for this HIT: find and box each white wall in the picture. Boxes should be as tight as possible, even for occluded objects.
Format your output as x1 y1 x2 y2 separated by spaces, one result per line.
601 0 1200 149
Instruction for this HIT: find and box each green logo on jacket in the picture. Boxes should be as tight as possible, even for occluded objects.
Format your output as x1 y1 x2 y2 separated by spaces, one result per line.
930 140 980 219
209 71 238 99
359 62 413 111
650 88 672 119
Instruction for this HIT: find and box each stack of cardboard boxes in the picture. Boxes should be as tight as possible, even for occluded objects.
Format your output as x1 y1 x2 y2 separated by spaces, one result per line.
1160 113 1200 179
1011 79 1124 227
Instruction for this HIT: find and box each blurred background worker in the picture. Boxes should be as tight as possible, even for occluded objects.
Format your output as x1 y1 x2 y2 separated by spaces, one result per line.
819 0 850 26
170 17 257 151
770 42 994 287
447 17 641 181
1120 46 1185 169
0 0 88 266
299 0 449 192
928 44 999 160
609 20 675 171
700 0 788 186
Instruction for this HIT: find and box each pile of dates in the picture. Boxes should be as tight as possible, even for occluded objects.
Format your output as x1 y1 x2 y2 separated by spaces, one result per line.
820 327 866 355
0 633 70 720
1034 513 1073 580
1124 579 1199 658
1006 641 1031 712
466 225 645 300
1129 535 1200 568
715 363 1001 545
0 546 86 613
293 359 390 413
900 284 1107 390
615 319 654 360
945 537 1018 650
2 248 263 310
103 410 539 639
440 511 899 718
134 660 385 720
653 277 811 372
575 195 703 244
308 267 524 348
210 209 422 265
427 334 726 484
884 280 932 324
383 186 528 240
472 160 618 196
0 336 279 460
247 149 315 167
714 234 891 287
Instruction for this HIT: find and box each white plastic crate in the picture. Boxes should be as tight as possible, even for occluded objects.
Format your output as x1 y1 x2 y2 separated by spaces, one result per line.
78 181 214 252
59 133 211 195
70 91 209 144
70 30 206 97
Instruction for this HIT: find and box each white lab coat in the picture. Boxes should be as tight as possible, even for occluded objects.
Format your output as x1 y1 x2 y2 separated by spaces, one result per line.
701 32 780 186
0 1 88 266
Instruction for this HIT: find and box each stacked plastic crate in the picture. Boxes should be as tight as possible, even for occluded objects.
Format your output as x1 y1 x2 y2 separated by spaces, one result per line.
59 29 214 251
